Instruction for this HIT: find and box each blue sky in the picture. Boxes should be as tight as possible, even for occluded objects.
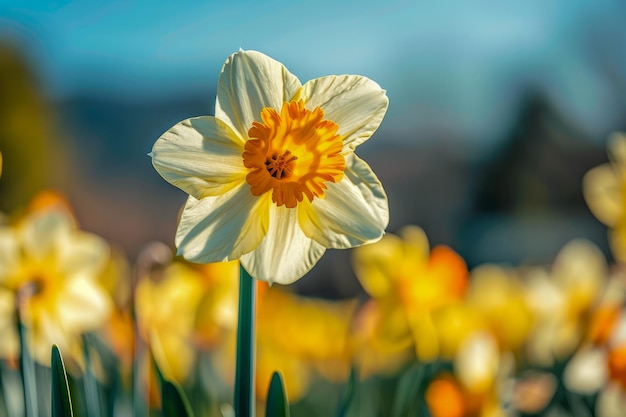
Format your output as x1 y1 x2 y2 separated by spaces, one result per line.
1 0 626 150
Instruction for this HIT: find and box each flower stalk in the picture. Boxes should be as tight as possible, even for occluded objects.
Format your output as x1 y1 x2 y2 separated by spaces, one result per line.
235 266 256 417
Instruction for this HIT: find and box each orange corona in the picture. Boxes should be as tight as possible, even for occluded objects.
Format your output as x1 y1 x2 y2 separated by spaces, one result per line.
242 100 346 208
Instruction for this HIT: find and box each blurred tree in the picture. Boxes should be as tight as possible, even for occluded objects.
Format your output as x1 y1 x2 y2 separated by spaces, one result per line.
0 42 63 212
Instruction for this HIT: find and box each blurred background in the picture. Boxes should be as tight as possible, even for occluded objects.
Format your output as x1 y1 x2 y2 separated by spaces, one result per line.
1 0 626 297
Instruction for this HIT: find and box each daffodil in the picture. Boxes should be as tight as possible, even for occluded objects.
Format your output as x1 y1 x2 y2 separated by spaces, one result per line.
524 238 607 366
213 282 356 403
352 225 469 363
0 208 111 364
150 50 389 284
584 132 626 262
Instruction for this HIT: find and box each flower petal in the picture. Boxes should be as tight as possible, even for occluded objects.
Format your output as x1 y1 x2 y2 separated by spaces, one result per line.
296 75 388 149
583 163 622 227
299 154 388 249
57 230 109 279
151 116 248 199
0 228 18 280
57 277 112 331
240 205 326 285
175 185 269 263
20 210 72 262
215 50 301 138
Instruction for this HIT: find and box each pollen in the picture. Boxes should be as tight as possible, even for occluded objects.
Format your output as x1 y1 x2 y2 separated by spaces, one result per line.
242 100 346 208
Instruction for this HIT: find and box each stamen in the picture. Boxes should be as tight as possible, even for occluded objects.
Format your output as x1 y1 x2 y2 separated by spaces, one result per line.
242 100 346 208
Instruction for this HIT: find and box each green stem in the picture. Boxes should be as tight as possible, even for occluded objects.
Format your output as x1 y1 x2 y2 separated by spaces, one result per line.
234 266 256 417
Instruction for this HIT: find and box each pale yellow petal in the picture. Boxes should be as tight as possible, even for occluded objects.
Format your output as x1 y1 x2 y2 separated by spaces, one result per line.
175 186 269 263
0 228 19 280
57 277 112 332
299 154 388 249
583 163 622 226
57 229 109 279
551 239 606 313
20 210 73 262
240 204 326 284
295 75 389 149
150 116 247 199
608 132 626 167
351 232 404 298
215 50 301 137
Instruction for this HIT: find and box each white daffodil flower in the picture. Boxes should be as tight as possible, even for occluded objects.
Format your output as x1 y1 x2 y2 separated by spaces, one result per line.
151 50 389 284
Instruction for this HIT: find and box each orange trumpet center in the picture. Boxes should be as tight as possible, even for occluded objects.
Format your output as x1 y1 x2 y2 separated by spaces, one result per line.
242 100 346 208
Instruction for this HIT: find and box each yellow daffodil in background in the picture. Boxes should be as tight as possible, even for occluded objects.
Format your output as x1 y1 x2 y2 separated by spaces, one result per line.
584 132 626 262
150 50 389 284
352 225 469 364
0 207 112 364
524 238 607 366
135 261 206 383
466 264 533 353
213 281 355 404
193 260 240 349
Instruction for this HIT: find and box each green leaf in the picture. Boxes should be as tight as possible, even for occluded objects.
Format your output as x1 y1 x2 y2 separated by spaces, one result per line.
335 366 358 417
51 345 74 417
162 380 194 417
391 362 425 417
265 371 290 417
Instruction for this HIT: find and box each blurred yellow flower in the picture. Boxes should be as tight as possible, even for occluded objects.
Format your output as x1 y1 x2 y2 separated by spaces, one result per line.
0 208 111 364
466 264 533 352
425 369 505 417
135 261 206 383
352 225 469 363
584 132 626 261
524 239 607 366
214 281 355 403
150 49 389 284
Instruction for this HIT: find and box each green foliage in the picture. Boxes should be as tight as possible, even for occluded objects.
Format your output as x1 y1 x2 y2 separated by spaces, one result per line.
162 379 195 417
51 345 74 417
265 371 290 417
334 367 358 417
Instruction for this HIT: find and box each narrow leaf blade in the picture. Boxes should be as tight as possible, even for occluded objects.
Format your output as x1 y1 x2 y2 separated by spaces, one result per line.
51 345 74 417
161 380 194 417
265 371 290 417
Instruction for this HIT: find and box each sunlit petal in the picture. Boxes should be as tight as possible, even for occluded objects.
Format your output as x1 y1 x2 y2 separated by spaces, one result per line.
20 210 71 262
0 229 18 279
299 154 388 248
241 205 326 285
583 164 622 227
296 75 388 149
215 50 301 137
176 186 269 263
151 116 247 199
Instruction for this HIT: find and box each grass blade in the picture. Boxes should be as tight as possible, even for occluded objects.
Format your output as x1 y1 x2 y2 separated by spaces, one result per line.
335 366 358 417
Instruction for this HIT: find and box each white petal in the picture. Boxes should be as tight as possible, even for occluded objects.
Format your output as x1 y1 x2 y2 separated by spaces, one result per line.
57 230 108 279
151 116 248 199
240 205 326 284
296 75 388 149
20 211 72 262
299 154 388 249
175 185 269 263
0 228 19 280
215 50 301 137
563 347 607 394
57 277 112 331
